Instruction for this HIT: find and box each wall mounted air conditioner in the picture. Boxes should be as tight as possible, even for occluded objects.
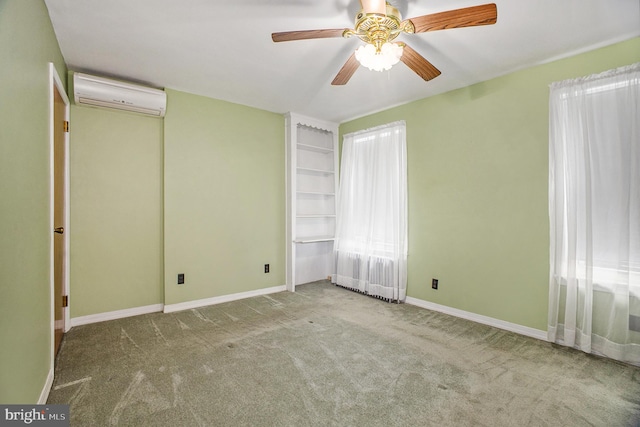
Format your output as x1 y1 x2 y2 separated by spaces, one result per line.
73 73 166 117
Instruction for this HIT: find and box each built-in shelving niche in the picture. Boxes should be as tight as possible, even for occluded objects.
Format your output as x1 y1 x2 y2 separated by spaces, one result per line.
285 113 339 290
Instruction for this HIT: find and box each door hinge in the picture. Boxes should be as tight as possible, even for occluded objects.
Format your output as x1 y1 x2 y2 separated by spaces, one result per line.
63 121 69 133
62 295 69 308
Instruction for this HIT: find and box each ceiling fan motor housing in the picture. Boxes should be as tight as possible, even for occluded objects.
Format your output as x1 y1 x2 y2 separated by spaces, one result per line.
352 3 406 52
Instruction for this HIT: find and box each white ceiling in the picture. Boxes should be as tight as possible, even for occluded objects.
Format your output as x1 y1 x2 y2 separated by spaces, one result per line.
44 0 639 123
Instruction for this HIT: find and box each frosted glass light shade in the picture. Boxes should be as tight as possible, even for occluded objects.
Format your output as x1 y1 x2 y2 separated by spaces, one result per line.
355 43 403 72
360 0 386 15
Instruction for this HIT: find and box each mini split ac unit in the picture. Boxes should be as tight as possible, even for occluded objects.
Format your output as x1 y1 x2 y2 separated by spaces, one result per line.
73 73 166 117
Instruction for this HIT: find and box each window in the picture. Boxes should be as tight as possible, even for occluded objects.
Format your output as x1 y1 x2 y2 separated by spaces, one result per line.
333 121 408 302
548 63 640 364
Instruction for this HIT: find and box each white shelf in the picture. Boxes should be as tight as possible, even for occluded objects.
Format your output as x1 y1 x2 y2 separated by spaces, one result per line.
294 236 335 243
286 113 339 289
297 167 334 175
297 191 335 196
297 143 333 154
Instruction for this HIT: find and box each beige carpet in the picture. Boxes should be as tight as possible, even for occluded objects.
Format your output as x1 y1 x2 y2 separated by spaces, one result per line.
48 281 640 426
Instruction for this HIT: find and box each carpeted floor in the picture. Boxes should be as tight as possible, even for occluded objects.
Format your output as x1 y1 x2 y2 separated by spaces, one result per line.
48 281 640 426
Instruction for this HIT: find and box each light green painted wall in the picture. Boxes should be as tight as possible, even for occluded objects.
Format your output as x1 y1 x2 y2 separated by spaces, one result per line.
68 105 163 317
163 89 285 304
340 38 640 331
0 0 67 403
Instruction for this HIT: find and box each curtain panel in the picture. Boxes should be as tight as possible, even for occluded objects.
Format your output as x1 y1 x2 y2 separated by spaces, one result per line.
333 121 408 302
548 63 640 364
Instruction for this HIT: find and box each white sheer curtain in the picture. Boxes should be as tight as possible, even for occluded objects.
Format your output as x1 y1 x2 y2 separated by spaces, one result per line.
548 63 640 365
332 121 407 302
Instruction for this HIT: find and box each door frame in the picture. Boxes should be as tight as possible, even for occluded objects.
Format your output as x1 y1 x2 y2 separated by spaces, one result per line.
48 63 70 364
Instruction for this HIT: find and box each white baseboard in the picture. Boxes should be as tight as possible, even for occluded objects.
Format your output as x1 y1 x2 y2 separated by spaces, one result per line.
405 296 548 341
70 304 164 327
68 285 289 325
38 369 54 404
164 285 287 313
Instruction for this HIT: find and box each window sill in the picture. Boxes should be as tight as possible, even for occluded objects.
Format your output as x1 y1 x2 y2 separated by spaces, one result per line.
555 267 640 297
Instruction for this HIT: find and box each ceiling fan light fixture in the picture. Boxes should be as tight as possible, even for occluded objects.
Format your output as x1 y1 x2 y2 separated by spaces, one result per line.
355 42 403 72
272 3 498 85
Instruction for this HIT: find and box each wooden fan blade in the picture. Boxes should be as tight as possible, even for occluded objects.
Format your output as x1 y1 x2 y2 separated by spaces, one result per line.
360 0 386 15
331 53 359 86
399 44 441 81
272 29 346 42
407 3 497 33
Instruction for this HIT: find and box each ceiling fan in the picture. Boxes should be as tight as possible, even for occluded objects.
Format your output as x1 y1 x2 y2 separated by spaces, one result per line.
272 1 497 85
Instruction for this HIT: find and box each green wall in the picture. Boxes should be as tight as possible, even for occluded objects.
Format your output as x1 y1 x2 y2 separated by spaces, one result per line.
0 0 67 403
340 38 640 331
163 89 285 304
69 105 163 317
67 87 286 314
